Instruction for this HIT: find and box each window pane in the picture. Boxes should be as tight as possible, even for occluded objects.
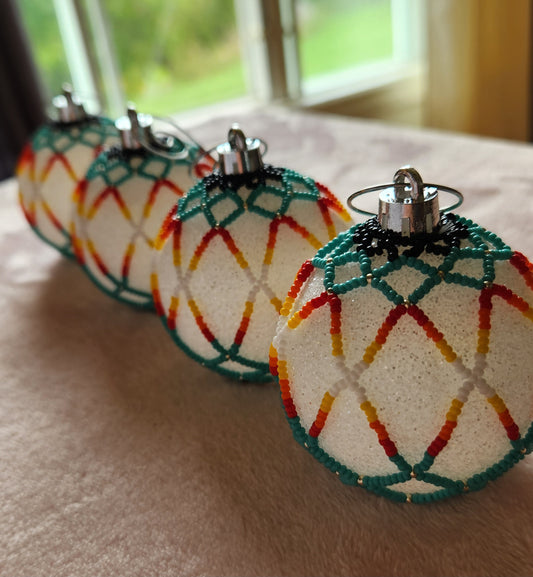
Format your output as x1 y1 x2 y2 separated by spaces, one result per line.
18 0 72 101
297 0 393 80
101 0 247 115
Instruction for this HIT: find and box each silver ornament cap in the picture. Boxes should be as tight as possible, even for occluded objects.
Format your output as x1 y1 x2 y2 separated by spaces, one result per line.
378 167 440 236
115 104 154 150
52 84 87 123
216 124 264 175
378 166 440 236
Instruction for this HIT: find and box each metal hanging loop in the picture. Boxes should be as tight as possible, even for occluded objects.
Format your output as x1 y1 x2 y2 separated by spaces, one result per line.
347 166 464 237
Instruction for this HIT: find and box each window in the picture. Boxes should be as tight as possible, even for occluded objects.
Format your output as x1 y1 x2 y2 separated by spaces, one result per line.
298 0 394 81
18 0 424 119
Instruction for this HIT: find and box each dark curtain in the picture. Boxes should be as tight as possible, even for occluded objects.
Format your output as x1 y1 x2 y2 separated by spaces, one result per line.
0 0 46 180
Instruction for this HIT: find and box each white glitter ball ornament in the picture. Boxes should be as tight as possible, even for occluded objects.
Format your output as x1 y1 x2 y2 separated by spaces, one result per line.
73 106 210 309
16 86 118 257
152 125 352 382
270 167 533 503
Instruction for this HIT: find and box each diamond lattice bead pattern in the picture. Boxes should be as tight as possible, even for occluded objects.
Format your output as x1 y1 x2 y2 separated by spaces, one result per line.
152 165 352 382
16 118 118 257
73 144 205 308
270 215 533 502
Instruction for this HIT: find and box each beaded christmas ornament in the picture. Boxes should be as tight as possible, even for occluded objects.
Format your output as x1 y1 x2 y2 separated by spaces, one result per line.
73 106 210 309
270 167 533 503
152 125 352 382
16 86 118 257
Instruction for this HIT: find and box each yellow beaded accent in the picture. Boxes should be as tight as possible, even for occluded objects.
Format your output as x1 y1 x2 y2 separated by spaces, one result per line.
446 399 464 422
287 312 304 329
331 332 343 356
320 391 335 413
270 296 283 312
362 341 381 364
360 401 378 423
477 328 490 354
487 394 506 414
279 296 295 317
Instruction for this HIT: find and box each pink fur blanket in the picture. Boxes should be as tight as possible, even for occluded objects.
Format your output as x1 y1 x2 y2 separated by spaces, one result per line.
1 109 532 576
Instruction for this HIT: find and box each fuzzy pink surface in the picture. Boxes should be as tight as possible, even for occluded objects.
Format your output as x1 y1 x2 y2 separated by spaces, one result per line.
1 109 532 576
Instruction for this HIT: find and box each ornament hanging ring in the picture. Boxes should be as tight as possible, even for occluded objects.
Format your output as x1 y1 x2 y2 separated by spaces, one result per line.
393 167 424 202
347 175 464 217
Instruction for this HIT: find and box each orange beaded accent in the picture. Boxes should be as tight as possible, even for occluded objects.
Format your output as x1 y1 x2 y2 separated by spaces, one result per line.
287 290 329 329
309 392 336 437
188 298 215 343
154 207 178 251
487 394 520 440
280 260 315 317
41 200 64 232
360 401 398 457
87 239 109 276
144 179 182 219
427 399 464 457
408 305 457 362
189 227 249 271
280 215 323 250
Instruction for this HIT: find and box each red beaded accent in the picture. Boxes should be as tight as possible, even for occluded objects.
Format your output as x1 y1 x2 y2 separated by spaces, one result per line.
145 179 182 219
18 192 37 227
362 305 407 364
315 181 351 222
488 394 521 441
87 240 109 276
280 260 315 317
122 242 135 279
41 199 64 232
279 215 322 250
269 343 278 376
193 155 215 179
190 227 248 271
167 296 179 330
15 143 35 178
277 357 297 418
360 400 398 457
309 392 335 437
189 228 218 270
408 304 456 362
329 292 343 356
510 251 533 290
150 273 164 316
41 152 77 182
